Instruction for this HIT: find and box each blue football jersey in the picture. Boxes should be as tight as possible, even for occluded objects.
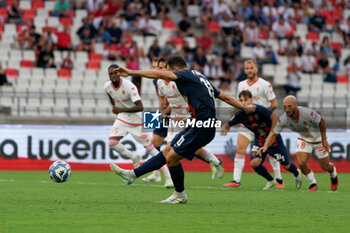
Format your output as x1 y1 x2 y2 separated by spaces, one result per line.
228 104 273 141
173 70 221 120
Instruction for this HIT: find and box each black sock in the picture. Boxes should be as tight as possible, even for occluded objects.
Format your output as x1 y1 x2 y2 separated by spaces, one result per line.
134 152 166 177
254 164 274 181
169 163 185 192
287 162 299 177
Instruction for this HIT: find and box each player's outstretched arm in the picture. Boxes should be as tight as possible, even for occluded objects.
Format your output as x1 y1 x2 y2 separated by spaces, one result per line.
217 92 256 114
319 117 330 153
114 67 178 81
257 131 278 155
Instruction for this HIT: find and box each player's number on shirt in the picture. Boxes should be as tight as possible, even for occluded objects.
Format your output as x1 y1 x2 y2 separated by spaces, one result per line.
192 70 215 99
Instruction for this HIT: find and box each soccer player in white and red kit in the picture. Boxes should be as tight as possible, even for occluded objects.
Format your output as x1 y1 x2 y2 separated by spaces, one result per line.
104 64 168 176
259 96 338 191
224 59 283 188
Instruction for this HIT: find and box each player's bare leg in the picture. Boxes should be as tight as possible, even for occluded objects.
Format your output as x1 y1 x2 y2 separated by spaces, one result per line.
250 157 275 190
142 135 165 183
224 133 250 187
195 148 224 179
109 136 140 168
296 152 318 191
319 157 338 191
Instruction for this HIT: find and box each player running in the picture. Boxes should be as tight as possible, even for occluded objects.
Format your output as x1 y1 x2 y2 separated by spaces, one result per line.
258 95 338 191
105 64 171 187
110 55 255 204
224 59 283 188
221 90 302 190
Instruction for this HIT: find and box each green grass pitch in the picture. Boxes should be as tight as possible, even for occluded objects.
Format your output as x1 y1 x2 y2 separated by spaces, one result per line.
1 171 350 233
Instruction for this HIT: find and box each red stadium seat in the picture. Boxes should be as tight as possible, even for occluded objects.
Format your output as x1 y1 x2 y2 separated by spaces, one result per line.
32 1 44 10
163 20 176 30
89 52 102 61
0 8 8 17
60 17 72 26
5 68 18 78
86 61 100 70
20 60 34 68
259 30 269 39
23 9 36 20
58 69 71 79
170 37 183 47
306 32 319 42
336 74 349 84
17 24 28 33
208 21 220 33
331 42 342 52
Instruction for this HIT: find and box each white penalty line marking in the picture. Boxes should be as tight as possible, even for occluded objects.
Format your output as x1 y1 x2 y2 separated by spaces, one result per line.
0 178 340 193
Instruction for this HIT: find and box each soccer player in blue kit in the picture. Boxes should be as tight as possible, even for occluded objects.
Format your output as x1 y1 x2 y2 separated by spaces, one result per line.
221 90 302 190
110 55 255 204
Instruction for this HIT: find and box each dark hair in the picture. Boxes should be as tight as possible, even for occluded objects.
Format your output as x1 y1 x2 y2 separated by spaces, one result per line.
166 55 188 70
238 90 252 99
152 57 166 63
158 57 166 65
108 64 119 70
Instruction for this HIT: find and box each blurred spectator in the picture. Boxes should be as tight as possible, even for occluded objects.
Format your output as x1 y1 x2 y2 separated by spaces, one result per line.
213 0 233 19
177 14 193 37
137 14 157 36
295 36 304 56
204 58 223 82
192 47 207 72
56 25 72 50
107 21 123 44
0 62 12 86
123 5 139 22
156 0 170 21
181 40 195 63
237 0 253 21
17 26 42 50
36 44 56 68
340 17 350 45
284 64 301 95
53 0 71 18
317 52 336 82
148 40 161 61
311 42 320 57
87 0 104 11
272 16 291 40
249 5 265 25
7 0 26 24
243 20 259 46
320 36 333 56
143 0 157 18
333 56 340 75
230 25 243 52
127 56 141 93
42 28 58 46
200 0 214 28
78 27 95 52
263 0 278 26
102 0 121 16
278 2 293 21
301 49 316 73
220 13 235 46
77 17 98 37
344 55 350 76
130 0 143 12
199 31 214 52
138 48 150 65
309 8 325 32
281 36 297 56
61 52 74 70
265 45 278 64
221 46 236 72
115 14 129 31
161 41 174 57
252 42 266 62
219 72 232 91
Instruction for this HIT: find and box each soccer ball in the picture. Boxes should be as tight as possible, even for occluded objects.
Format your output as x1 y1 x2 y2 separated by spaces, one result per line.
49 160 72 183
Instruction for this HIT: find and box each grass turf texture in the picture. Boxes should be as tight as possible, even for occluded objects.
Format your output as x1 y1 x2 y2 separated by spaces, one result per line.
0 171 350 233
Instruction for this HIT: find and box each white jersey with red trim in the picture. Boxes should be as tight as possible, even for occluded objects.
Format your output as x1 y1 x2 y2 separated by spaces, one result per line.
237 77 276 108
104 78 142 125
157 80 189 117
273 107 322 143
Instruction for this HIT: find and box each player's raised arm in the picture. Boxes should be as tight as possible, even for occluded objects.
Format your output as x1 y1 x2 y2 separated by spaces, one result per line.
114 67 178 81
217 92 256 114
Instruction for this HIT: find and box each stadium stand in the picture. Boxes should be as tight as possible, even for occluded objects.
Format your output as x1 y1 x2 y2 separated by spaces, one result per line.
0 0 349 127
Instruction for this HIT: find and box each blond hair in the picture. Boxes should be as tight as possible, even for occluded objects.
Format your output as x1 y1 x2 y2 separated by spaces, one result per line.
244 59 257 67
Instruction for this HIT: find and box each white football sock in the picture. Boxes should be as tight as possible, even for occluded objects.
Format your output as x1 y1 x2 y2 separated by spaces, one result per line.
269 157 282 180
328 165 337 179
111 144 137 160
201 148 220 166
233 153 245 182
304 171 317 185
161 165 171 178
